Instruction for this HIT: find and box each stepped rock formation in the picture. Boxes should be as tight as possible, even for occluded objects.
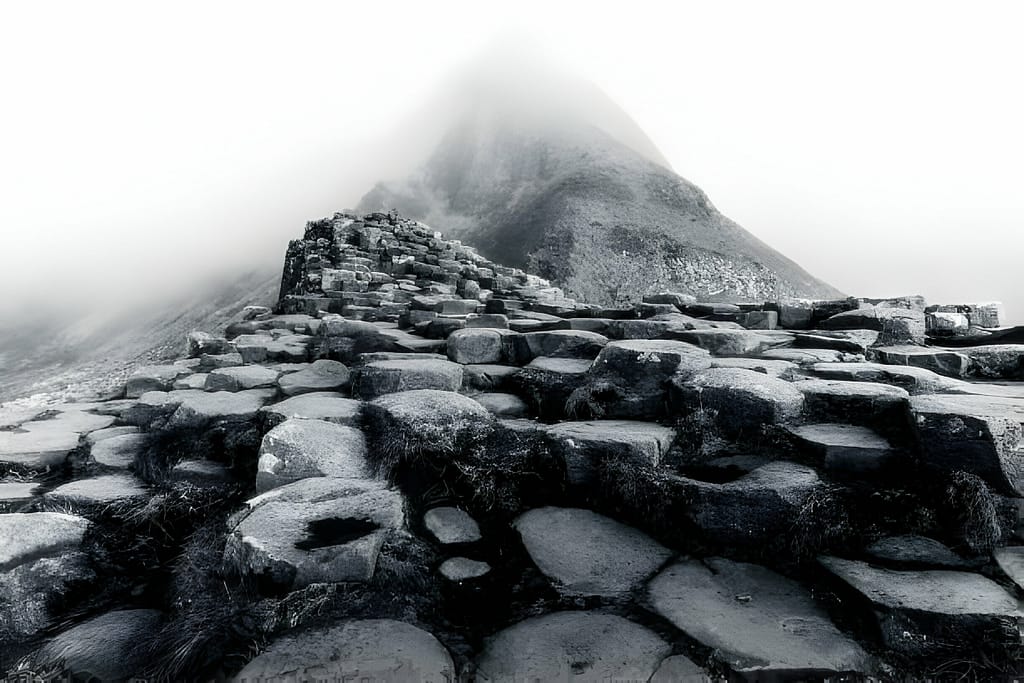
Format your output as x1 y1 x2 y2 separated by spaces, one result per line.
359 61 842 304
1 212 1023 680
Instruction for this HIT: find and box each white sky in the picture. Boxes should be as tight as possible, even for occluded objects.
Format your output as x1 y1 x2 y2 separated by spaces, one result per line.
1 1 1021 321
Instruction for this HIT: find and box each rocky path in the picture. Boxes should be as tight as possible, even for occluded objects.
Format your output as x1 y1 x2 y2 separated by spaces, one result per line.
2 212 1023 680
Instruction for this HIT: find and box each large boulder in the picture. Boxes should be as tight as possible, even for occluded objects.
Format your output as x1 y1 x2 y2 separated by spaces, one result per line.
509 330 608 364
232 619 455 683
513 507 671 596
223 477 404 589
661 328 794 356
256 418 369 492
648 558 873 677
362 390 495 478
89 432 147 469
166 389 273 429
820 555 1022 658
511 357 592 421
233 332 310 364
354 358 463 399
963 344 1024 380
446 328 512 364
910 394 1024 495
474 612 670 683
277 359 351 396
575 340 712 419
544 420 676 489
0 513 93 641
870 345 970 377
30 609 163 680
670 367 804 437
260 392 361 428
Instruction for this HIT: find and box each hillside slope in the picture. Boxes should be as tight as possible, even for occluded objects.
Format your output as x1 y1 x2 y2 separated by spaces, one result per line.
360 63 842 305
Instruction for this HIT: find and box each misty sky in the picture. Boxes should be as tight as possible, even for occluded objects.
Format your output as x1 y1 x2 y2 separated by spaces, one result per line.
1 1 1021 321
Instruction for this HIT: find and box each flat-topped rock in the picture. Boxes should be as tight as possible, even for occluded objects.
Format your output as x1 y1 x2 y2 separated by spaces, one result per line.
871 345 971 378
169 459 233 487
45 473 148 504
173 372 209 390
166 389 274 429
362 390 495 477
580 339 712 418
670 367 804 437
544 420 676 487
277 359 350 396
793 329 879 354
260 392 361 428
865 535 969 569
794 378 909 428
662 328 794 356
760 347 849 364
0 512 89 571
232 619 455 683
224 477 404 589
711 357 798 378
85 425 140 445
472 392 529 417
514 330 608 363
125 364 191 397
22 410 116 435
439 556 491 582
993 546 1024 590
812 361 966 394
256 418 369 492
0 482 40 507
958 344 1024 380
204 364 281 392
461 364 520 392
910 393 1024 494
820 555 1022 657
446 328 510 364
354 358 463 399
513 507 671 597
31 608 163 681
650 654 712 683
474 611 670 683
423 506 481 544
89 432 146 469
685 461 824 547
787 423 897 475
233 332 310 364
0 428 80 468
649 557 873 677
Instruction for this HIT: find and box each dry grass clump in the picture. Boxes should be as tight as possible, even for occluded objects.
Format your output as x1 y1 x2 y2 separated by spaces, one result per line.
943 470 1002 553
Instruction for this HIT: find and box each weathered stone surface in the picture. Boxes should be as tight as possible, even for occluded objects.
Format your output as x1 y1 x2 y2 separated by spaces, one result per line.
31 609 163 680
650 654 712 683
474 612 670 683
512 357 592 420
819 305 886 330
962 344 1024 380
0 482 40 507
649 558 873 676
233 332 310 364
794 379 909 428
173 373 209 390
232 619 455 683
0 512 93 640
580 339 712 418
224 477 404 588
45 473 148 504
260 392 361 428
169 459 233 487
125 364 191 397
787 423 897 475
277 359 350 396
461 364 520 392
354 358 464 399
187 330 230 357
926 311 970 336
994 546 1024 590
820 555 1022 657
423 506 481 544
711 357 798 378
204 364 281 392
472 392 529 417
643 291 697 308
362 390 495 472
875 307 927 346
544 420 676 487
514 507 671 596
447 328 509 364
865 535 969 569
256 418 369 492
670 368 804 436
515 330 608 363
871 345 971 377
166 389 273 429
761 347 848 364
466 313 510 329
794 329 879 353
812 361 965 394
910 393 1024 495
684 462 824 547
662 328 794 356
89 432 146 469
440 557 491 582
0 428 80 468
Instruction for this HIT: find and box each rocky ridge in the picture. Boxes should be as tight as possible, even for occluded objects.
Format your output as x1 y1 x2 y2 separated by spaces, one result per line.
1 212 1023 679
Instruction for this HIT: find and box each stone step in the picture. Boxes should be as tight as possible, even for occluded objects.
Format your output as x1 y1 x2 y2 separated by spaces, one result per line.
542 420 676 488
353 358 463 399
256 418 368 492
787 423 898 475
